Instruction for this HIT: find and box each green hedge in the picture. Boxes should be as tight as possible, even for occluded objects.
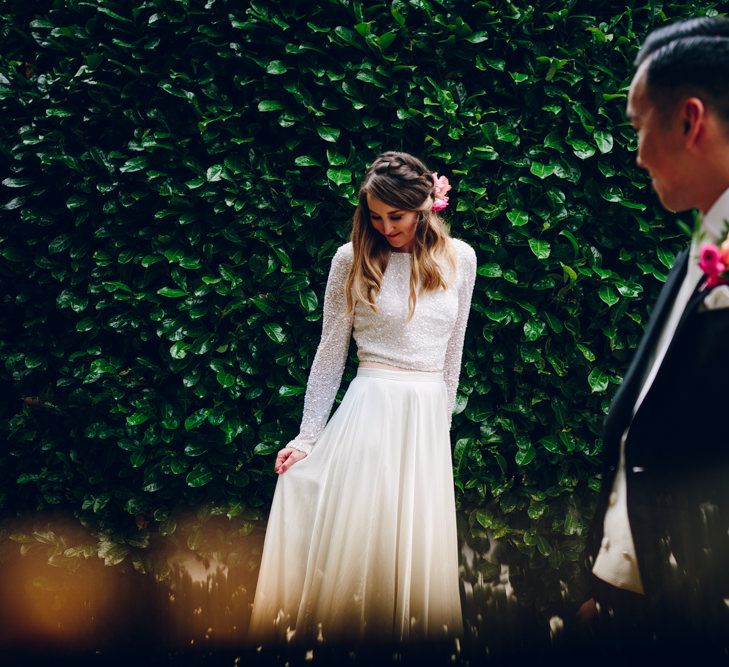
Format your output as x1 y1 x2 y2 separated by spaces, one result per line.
0 0 714 608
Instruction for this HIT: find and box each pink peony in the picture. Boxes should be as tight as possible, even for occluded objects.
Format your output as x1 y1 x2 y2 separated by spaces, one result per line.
432 173 452 198
432 196 449 212
431 173 452 212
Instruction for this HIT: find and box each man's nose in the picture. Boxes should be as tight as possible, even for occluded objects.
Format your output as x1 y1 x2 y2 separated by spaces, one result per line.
636 153 645 169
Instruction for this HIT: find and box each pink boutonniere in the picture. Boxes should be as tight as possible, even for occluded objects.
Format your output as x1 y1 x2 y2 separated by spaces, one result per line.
698 239 729 288
431 173 452 212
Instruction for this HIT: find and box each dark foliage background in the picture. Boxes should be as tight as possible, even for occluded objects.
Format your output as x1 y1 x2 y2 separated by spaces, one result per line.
0 0 717 612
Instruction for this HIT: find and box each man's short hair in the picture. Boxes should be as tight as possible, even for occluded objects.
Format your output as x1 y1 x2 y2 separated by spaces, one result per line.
636 17 729 125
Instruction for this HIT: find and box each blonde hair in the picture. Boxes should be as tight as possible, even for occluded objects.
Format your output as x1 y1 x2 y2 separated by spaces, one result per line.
345 151 456 318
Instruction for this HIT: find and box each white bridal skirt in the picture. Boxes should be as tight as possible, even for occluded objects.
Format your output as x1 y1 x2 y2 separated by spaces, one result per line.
248 367 463 645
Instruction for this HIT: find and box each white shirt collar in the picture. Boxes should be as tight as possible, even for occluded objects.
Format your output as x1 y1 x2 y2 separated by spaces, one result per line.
700 187 729 244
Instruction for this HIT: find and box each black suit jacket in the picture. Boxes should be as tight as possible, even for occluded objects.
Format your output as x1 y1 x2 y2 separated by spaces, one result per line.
588 248 729 634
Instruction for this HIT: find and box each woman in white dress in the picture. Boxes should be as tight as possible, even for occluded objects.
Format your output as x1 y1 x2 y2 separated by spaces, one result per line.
248 151 477 645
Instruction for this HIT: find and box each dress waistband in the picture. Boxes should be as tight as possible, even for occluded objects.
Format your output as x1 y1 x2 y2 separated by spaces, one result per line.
356 367 444 382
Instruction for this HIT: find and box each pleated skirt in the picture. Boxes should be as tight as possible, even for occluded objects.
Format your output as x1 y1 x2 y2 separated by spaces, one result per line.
248 367 463 645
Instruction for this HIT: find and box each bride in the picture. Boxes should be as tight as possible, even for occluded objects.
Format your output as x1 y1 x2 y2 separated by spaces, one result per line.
248 151 477 645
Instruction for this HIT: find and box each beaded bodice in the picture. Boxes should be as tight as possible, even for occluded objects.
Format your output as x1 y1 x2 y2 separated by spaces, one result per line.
287 238 476 455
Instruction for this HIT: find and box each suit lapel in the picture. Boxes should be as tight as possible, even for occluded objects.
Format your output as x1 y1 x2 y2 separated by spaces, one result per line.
603 249 689 446
671 274 708 337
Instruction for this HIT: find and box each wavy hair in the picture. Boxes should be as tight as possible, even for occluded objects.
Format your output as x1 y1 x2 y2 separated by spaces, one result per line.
345 151 456 318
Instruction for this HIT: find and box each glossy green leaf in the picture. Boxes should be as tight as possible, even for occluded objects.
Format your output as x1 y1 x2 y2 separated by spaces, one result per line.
465 31 489 43
594 130 614 154
266 60 287 75
598 286 619 306
515 446 536 467
507 210 529 227
588 368 610 393
528 239 551 259
326 168 352 185
157 287 187 298
317 126 340 142
126 412 150 426
295 155 321 167
263 323 287 344
477 263 502 278
186 464 213 487
216 371 235 388
184 409 209 431
299 289 318 312
258 99 285 111
530 162 555 179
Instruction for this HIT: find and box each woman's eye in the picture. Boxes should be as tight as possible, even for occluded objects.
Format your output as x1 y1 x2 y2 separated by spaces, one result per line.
390 216 402 221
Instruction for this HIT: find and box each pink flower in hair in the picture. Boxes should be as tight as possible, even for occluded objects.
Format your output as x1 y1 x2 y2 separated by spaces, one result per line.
432 197 449 212
432 173 452 212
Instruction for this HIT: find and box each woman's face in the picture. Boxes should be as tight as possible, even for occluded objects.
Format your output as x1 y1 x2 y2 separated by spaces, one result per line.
366 194 420 253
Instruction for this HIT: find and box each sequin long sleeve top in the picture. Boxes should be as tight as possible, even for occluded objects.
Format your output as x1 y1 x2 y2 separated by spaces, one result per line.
286 238 477 455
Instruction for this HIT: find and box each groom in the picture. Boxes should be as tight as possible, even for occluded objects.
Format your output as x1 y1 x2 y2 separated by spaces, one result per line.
580 16 729 650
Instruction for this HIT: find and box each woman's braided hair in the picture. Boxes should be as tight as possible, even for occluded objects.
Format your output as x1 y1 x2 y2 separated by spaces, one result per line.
345 151 456 318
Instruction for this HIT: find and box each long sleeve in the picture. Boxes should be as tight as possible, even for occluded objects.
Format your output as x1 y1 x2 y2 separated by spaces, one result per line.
286 244 354 455
442 243 477 425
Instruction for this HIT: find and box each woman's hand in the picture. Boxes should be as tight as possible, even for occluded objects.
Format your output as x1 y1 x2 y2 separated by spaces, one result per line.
275 447 307 474
575 597 598 629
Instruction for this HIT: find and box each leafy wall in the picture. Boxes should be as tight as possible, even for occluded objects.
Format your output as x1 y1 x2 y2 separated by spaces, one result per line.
0 0 713 606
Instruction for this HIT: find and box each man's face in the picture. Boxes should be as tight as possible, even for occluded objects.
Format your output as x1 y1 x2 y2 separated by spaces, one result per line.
627 63 692 212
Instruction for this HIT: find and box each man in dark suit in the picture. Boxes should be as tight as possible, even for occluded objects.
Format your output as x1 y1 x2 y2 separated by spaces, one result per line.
579 16 729 653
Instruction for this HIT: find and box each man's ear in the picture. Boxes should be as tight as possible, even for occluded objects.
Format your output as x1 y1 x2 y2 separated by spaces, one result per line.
682 97 706 147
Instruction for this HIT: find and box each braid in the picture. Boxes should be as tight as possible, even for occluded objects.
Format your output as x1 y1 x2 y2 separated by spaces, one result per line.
364 151 435 204
346 151 457 319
